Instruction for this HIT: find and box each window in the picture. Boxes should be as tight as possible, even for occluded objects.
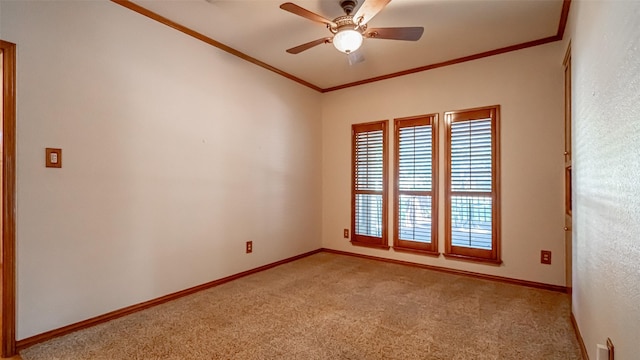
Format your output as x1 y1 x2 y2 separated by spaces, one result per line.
444 106 501 263
352 121 388 249
393 115 438 255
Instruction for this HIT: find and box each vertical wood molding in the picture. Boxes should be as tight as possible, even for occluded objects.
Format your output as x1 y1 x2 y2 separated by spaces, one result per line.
563 43 573 292
570 312 589 360
0 39 17 358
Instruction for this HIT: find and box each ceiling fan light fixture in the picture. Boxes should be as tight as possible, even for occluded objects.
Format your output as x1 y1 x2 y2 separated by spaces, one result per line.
333 29 363 54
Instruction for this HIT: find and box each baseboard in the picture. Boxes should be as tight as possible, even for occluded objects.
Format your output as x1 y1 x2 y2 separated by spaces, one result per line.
571 311 589 360
16 248 322 351
322 248 568 293
16 247 568 351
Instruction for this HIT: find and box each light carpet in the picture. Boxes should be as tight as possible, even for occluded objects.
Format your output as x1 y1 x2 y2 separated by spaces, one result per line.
21 252 582 359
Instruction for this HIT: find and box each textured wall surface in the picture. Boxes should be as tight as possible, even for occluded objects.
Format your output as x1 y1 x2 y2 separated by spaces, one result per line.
568 0 640 358
321 42 567 286
2 1 322 339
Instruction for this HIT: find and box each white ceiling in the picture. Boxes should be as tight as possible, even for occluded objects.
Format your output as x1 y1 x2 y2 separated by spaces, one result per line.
132 0 565 90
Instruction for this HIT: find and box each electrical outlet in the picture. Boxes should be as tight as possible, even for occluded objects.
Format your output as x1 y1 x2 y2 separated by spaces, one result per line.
343 229 349 238
246 241 252 254
541 250 551 264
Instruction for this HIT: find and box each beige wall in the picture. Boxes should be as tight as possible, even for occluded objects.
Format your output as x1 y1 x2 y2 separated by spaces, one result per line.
9 0 637 351
1 1 322 339
322 42 567 286
564 1 640 358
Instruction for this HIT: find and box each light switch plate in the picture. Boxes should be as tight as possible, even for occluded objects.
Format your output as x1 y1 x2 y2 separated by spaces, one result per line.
46 148 62 168
541 250 552 264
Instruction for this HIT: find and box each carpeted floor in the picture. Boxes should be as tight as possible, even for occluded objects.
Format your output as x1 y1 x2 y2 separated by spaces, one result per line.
20 252 582 359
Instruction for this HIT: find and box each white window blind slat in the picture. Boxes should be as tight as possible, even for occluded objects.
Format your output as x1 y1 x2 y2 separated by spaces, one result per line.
399 195 432 243
449 117 493 250
451 196 493 249
353 124 386 243
354 129 384 192
398 125 432 192
355 194 383 237
396 121 435 247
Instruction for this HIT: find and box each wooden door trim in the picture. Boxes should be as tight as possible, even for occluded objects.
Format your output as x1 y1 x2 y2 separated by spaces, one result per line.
0 39 17 358
563 43 573 292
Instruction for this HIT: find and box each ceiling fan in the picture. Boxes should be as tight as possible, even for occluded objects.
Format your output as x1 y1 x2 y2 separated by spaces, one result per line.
280 0 424 55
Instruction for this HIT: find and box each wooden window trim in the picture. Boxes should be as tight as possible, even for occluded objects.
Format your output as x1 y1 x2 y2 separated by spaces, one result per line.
444 105 501 264
351 120 389 250
393 114 439 256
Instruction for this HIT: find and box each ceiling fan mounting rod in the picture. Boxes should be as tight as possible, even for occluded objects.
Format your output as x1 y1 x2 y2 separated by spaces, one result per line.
339 0 357 15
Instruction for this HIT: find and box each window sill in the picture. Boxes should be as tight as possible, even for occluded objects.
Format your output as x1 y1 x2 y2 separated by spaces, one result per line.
443 253 502 265
350 241 390 250
393 247 440 257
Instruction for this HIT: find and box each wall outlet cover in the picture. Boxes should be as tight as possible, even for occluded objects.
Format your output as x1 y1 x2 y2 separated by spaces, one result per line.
541 250 552 264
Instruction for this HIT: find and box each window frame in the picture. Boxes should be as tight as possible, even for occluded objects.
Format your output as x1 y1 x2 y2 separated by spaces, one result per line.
444 105 501 264
393 114 439 256
351 120 389 249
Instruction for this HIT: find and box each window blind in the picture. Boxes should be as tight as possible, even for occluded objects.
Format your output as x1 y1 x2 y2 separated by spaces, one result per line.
352 121 388 247
449 118 493 249
445 106 500 263
398 124 433 243
355 130 384 192
399 125 432 192
394 115 438 254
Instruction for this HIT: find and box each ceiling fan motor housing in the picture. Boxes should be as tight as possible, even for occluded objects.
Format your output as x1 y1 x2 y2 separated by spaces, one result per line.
331 15 366 34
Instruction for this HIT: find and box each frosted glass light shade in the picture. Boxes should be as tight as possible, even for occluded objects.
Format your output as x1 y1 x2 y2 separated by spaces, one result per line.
333 29 363 54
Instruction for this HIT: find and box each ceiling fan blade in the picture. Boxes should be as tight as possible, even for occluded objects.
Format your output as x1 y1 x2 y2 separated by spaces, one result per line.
280 3 337 28
365 27 424 41
353 0 391 26
286 37 333 54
